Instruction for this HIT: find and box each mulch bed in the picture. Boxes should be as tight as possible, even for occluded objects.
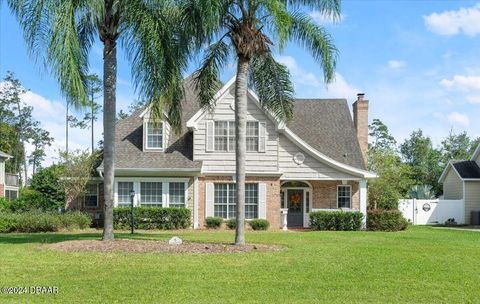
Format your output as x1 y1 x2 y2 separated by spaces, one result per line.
46 239 284 254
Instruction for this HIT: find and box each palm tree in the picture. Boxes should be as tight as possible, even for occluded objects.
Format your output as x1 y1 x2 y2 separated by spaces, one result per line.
8 0 190 240
189 0 339 245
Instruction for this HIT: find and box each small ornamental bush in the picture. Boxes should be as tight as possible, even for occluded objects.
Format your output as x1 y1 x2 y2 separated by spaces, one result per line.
309 211 363 231
113 207 191 230
0 211 92 233
205 217 223 229
249 219 270 231
226 218 236 230
367 209 408 231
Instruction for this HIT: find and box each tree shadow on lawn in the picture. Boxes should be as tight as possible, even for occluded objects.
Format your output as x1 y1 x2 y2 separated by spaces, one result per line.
0 231 177 244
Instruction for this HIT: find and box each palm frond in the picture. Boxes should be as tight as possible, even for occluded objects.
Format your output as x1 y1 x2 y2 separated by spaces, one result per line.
7 0 94 107
193 40 231 109
258 0 292 51
249 52 294 122
287 0 341 19
121 0 188 130
289 12 338 83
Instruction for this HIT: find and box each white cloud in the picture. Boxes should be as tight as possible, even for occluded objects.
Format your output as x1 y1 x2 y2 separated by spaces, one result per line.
447 111 470 126
277 55 321 87
309 11 345 25
440 75 480 91
424 5 480 36
467 95 480 104
388 60 406 70
324 73 359 98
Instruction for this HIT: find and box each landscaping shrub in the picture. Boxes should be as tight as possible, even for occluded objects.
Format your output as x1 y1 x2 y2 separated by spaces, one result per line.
113 207 191 230
10 188 49 212
249 219 270 231
226 218 236 230
205 216 223 229
367 209 408 231
30 164 65 210
0 211 92 233
309 211 363 231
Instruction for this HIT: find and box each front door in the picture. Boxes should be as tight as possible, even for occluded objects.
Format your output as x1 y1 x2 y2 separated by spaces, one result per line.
287 189 304 227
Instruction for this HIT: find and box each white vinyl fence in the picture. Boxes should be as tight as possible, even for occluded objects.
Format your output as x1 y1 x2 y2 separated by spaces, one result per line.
398 199 465 225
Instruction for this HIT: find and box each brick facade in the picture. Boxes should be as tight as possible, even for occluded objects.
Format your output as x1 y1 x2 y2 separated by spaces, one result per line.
309 180 359 210
0 183 4 197
198 176 281 229
353 95 369 167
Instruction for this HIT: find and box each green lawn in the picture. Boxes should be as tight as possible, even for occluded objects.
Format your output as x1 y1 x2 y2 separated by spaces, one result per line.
0 226 479 303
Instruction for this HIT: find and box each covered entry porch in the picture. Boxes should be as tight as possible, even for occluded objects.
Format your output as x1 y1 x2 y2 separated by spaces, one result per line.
280 180 367 228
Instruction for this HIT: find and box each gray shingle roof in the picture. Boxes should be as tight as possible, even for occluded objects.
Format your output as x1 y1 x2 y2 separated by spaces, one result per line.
99 77 202 170
452 161 480 179
288 99 366 170
100 79 366 172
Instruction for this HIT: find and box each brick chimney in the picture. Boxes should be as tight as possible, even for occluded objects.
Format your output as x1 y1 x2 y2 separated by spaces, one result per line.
352 93 369 166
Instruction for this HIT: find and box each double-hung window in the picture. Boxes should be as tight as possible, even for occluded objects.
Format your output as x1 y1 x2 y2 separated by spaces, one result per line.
84 183 99 208
214 121 235 152
337 185 351 208
246 121 259 152
169 182 186 208
140 182 163 207
146 121 163 149
118 182 134 206
214 183 258 219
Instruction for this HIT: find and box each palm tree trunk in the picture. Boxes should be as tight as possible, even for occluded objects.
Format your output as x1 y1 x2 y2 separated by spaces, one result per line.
91 94 94 154
102 38 117 241
66 101 69 158
234 55 249 246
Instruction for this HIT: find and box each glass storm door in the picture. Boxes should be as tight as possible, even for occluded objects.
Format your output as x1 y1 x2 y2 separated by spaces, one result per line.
287 189 304 227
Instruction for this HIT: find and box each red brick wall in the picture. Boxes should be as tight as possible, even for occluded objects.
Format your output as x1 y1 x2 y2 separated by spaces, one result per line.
0 184 4 197
310 180 359 210
198 176 281 229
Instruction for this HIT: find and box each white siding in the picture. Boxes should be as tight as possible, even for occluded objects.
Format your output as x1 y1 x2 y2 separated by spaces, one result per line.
194 88 279 172
464 181 480 224
443 168 463 200
278 134 358 180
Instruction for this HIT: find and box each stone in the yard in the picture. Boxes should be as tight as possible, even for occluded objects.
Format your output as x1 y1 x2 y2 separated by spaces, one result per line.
168 236 182 245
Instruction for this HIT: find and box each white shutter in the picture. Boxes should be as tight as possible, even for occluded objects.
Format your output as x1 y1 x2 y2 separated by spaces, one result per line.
258 121 266 153
205 183 214 217
258 183 267 219
206 121 214 152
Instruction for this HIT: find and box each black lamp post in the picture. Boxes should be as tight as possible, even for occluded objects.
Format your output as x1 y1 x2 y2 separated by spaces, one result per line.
130 189 135 234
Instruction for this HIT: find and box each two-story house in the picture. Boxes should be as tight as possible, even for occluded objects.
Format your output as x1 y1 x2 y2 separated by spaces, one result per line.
89 76 376 229
0 151 19 200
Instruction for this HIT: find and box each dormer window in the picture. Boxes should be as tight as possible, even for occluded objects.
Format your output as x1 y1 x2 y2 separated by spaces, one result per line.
146 121 164 150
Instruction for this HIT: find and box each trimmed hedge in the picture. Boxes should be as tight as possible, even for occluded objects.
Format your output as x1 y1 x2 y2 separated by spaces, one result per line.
367 209 408 231
309 211 363 231
0 211 92 233
249 219 270 231
205 217 223 229
226 218 236 230
113 207 191 230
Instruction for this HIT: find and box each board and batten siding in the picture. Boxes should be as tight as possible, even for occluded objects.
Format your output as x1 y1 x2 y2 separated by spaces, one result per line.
463 181 480 224
443 168 463 200
194 88 279 172
278 134 358 180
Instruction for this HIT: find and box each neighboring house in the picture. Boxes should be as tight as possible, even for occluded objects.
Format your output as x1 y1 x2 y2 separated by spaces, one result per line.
439 144 480 224
90 77 376 229
0 151 19 200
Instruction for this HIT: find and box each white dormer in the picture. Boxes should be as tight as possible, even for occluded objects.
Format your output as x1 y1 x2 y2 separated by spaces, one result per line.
139 107 171 152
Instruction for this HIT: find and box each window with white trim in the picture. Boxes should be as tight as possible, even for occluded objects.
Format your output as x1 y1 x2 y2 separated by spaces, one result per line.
84 183 98 208
169 182 185 208
118 182 133 206
214 121 235 152
337 185 351 208
146 121 163 149
140 182 163 207
246 121 259 152
5 189 18 201
214 183 258 219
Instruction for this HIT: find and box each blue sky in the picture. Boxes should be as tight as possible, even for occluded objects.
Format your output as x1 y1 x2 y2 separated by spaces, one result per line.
1 1 480 166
